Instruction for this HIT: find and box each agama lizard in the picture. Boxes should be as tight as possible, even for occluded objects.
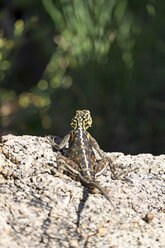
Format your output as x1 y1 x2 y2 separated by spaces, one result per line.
47 110 114 207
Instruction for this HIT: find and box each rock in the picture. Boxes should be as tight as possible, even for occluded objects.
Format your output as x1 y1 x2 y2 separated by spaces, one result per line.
0 134 164 248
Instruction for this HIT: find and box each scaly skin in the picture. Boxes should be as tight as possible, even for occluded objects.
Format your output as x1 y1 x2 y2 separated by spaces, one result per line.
48 110 114 207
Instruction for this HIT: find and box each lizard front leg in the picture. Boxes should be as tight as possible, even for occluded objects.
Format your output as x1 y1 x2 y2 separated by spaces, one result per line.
88 133 105 158
46 133 70 151
88 133 112 176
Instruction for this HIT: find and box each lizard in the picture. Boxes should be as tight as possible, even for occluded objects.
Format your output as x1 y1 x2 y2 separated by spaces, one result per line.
47 110 114 207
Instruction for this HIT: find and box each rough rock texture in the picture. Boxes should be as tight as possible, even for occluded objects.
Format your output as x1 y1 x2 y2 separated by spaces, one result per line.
0 134 164 248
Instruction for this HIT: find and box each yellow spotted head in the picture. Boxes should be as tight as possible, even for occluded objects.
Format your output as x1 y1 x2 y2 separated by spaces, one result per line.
71 110 92 130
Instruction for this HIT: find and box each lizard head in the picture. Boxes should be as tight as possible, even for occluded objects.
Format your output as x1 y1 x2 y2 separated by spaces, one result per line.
71 110 92 130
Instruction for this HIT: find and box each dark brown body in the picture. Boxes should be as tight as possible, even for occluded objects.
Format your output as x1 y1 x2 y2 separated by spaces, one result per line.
68 127 96 181
48 110 114 206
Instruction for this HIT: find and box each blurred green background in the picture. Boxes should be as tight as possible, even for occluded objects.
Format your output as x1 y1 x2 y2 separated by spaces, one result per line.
0 0 164 154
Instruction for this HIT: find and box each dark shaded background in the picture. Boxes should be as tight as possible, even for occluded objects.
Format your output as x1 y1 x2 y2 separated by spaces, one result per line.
0 0 164 154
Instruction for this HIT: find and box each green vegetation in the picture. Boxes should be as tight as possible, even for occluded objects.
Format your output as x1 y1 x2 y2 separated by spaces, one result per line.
0 0 164 154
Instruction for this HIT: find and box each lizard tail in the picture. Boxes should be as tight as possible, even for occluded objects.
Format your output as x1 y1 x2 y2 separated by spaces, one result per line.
89 181 115 209
79 174 115 209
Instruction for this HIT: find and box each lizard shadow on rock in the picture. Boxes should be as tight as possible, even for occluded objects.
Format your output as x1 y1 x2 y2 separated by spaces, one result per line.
76 186 89 228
